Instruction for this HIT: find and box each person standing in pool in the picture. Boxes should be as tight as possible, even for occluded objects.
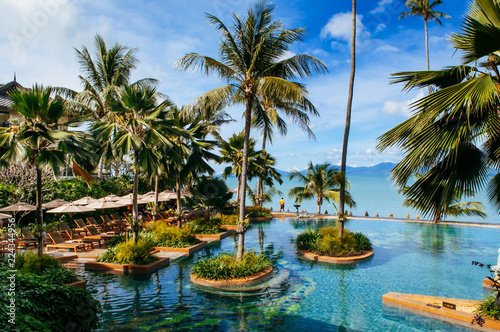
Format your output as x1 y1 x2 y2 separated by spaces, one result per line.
279 198 285 212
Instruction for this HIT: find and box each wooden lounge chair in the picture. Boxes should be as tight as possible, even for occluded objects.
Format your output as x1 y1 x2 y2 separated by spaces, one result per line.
46 231 86 253
86 217 103 231
21 228 50 245
74 219 87 231
111 213 124 221
113 218 131 232
84 225 116 240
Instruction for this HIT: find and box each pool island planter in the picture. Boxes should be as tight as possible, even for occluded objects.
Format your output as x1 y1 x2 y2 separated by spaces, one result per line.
154 241 208 256
84 257 170 275
297 249 374 264
195 230 233 241
65 277 86 289
382 292 500 331
190 266 274 291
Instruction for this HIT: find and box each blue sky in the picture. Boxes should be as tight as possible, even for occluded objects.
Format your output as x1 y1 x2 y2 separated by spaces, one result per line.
0 0 470 172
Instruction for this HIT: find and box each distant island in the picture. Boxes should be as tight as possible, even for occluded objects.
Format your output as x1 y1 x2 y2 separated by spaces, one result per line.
277 162 397 177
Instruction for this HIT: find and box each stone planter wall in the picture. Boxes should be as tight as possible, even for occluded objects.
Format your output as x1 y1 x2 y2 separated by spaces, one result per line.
195 230 233 241
297 249 374 264
85 257 170 275
65 277 86 288
154 241 207 256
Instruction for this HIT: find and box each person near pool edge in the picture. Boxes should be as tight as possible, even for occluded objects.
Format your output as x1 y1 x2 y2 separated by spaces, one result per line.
279 197 285 212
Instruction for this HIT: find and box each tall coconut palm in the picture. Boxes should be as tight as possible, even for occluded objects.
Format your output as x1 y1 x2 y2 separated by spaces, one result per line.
92 84 177 243
289 162 356 214
338 0 357 237
377 0 500 222
69 34 157 180
176 2 327 260
0 85 93 253
399 0 450 71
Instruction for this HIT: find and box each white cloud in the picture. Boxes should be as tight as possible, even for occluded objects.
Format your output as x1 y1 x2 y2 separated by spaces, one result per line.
320 12 369 43
375 23 386 33
382 91 425 116
371 0 394 14
374 44 400 53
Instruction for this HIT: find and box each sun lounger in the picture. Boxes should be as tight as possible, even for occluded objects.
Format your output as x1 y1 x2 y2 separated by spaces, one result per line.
86 217 103 231
46 231 87 252
84 225 116 240
111 213 124 221
74 219 87 231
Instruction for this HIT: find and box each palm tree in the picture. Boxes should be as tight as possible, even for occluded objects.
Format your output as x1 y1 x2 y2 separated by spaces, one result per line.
69 34 157 180
0 85 93 253
338 0 357 237
399 0 450 71
400 174 486 222
165 106 219 227
92 84 177 243
219 132 281 204
289 162 356 214
377 0 500 222
176 2 327 260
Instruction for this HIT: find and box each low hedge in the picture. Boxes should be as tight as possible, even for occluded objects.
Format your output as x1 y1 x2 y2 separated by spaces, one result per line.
97 238 157 265
146 221 200 248
14 252 77 285
192 252 271 280
187 217 225 234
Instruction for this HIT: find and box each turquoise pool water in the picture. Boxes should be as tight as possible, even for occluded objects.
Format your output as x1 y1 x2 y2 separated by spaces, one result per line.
82 218 499 331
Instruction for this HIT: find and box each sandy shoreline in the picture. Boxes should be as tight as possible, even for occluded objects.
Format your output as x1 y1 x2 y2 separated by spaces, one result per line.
270 212 500 229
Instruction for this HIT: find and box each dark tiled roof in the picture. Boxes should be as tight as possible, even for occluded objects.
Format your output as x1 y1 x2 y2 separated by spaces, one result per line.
0 81 24 111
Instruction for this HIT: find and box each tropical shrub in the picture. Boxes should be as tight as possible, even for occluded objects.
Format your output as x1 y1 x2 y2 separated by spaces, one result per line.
296 227 372 257
187 217 224 234
192 252 271 280
14 252 77 284
478 295 500 320
97 238 157 265
0 265 101 331
244 206 272 218
218 213 239 225
106 234 126 248
147 221 199 248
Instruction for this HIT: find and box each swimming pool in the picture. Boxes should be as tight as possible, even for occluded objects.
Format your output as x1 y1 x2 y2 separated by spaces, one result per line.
81 218 499 331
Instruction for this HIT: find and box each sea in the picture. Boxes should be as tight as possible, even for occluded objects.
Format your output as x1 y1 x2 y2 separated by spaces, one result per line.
222 174 500 225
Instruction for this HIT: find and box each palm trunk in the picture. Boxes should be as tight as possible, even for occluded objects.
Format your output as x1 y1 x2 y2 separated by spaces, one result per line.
132 152 139 244
237 91 254 261
176 173 182 228
36 166 43 254
317 197 322 214
237 176 241 203
153 174 159 221
339 0 356 238
97 151 105 181
424 17 430 95
256 136 267 208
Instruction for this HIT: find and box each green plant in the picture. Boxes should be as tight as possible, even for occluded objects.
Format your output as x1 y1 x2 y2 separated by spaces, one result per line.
295 227 372 257
353 232 373 252
192 252 271 280
15 252 61 274
97 239 157 265
218 213 239 225
478 295 500 320
147 221 199 248
106 234 126 248
244 206 272 218
296 228 321 251
0 266 101 331
187 217 224 234
40 266 78 285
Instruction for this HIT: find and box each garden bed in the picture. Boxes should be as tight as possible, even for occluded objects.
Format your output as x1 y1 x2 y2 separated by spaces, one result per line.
195 230 233 241
85 256 170 275
190 266 273 291
382 292 500 331
297 249 373 264
65 276 86 288
154 241 207 256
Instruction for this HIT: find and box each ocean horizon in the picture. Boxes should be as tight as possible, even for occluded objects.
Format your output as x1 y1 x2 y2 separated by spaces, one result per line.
221 173 500 225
